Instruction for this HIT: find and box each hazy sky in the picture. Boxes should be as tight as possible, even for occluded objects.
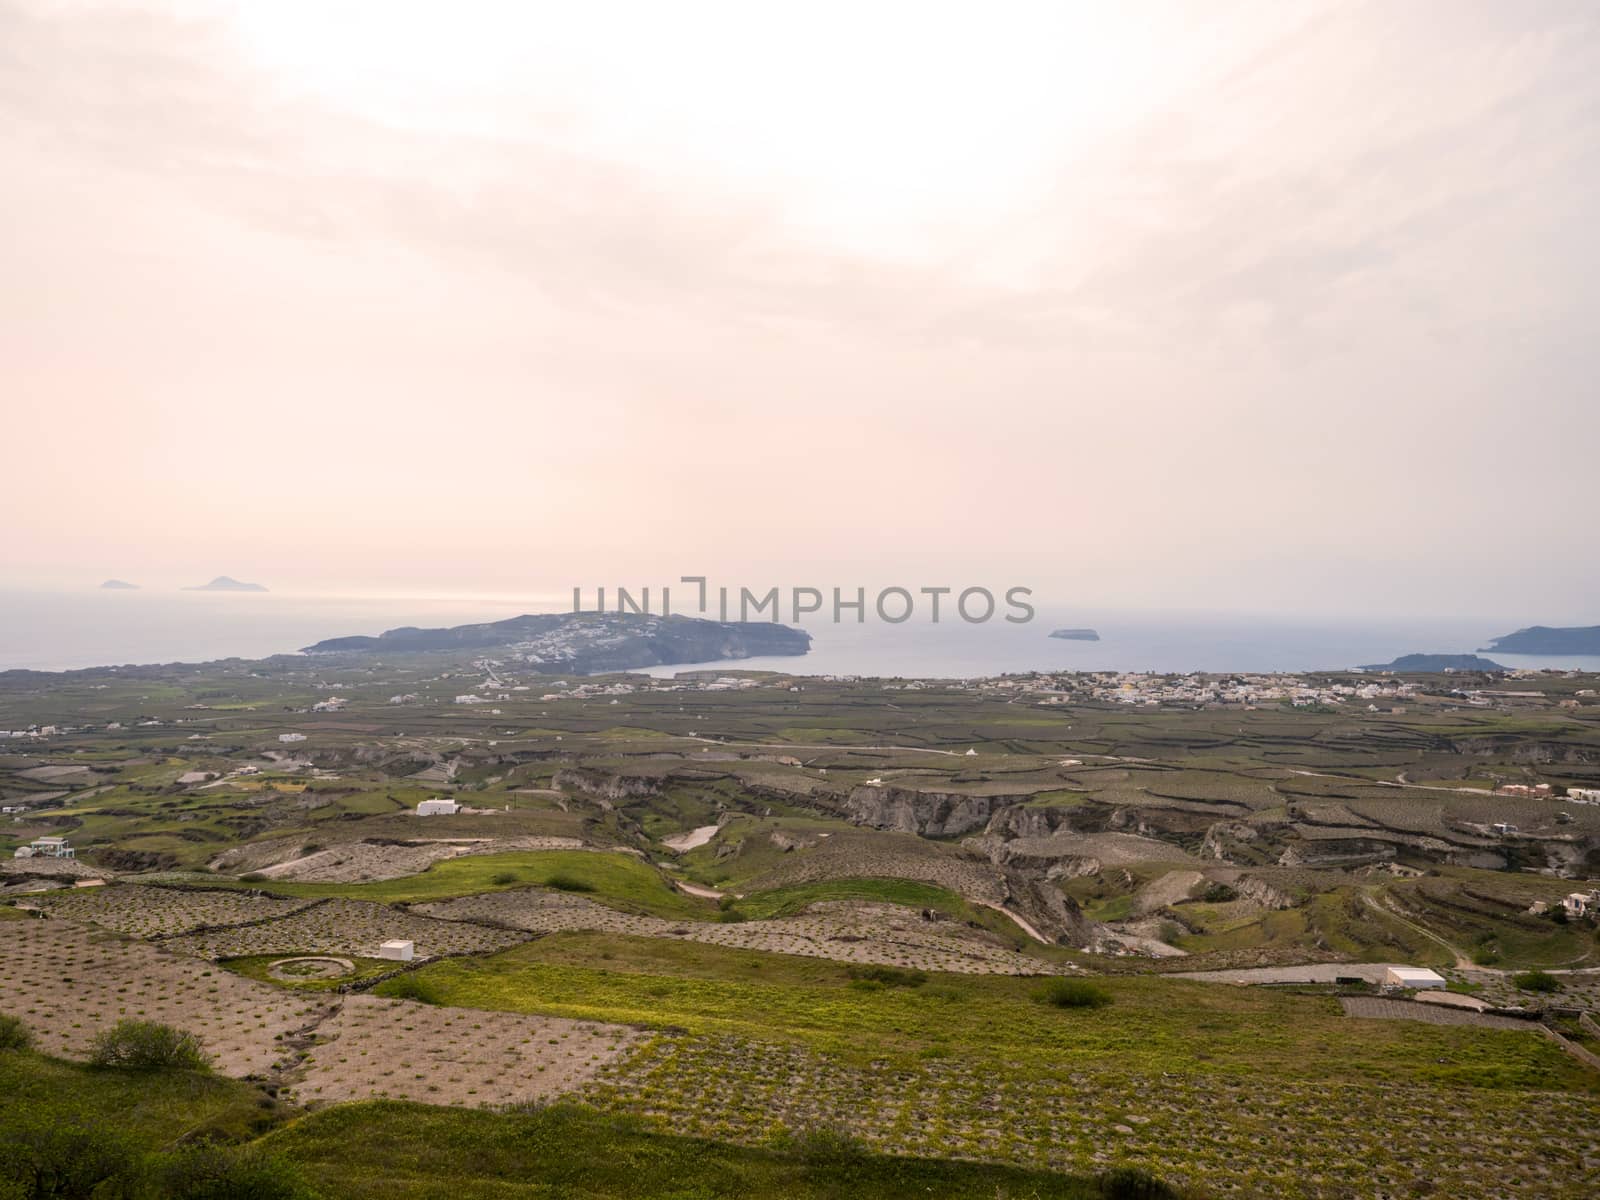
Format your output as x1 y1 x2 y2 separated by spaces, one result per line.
4 1 1597 619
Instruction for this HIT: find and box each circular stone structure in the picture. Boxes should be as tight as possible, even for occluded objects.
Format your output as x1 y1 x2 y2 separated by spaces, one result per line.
266 955 355 982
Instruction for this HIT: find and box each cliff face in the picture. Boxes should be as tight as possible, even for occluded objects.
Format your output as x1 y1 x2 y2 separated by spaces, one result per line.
843 786 1036 837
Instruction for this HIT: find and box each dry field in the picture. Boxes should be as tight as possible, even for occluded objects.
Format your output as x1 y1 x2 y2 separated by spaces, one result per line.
164 897 530 961
0 916 322 1075
1338 996 1532 1029
1449 966 1600 1012
25 882 317 937
234 835 589 883
0 914 638 1109
417 891 1063 976
290 993 638 1107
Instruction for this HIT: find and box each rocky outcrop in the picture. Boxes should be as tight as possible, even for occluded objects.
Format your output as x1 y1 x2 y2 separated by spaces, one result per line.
844 787 1034 837
552 769 661 801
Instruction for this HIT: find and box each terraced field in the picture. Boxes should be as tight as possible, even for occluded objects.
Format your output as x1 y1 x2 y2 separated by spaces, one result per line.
586 1035 1597 1198
418 891 1062 975
164 897 530 961
25 882 317 937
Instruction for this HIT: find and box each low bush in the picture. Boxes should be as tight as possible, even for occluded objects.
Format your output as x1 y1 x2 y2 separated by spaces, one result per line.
0 1015 31 1052
489 872 519 886
381 973 444 1005
1513 969 1560 993
1200 883 1238 903
1100 1164 1181 1198
1036 979 1113 1009
845 965 928 989
769 1123 869 1166
89 1021 210 1072
0 1115 138 1199
145 1142 318 1200
543 873 595 893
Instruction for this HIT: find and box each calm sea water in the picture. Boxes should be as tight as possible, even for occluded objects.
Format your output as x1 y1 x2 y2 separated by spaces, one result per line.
1 590 1595 678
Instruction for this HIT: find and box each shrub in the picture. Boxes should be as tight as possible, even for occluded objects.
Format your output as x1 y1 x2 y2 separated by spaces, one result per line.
89 1020 210 1072
1513 969 1560 993
490 872 519 886
240 873 268 884
543 873 594 893
1100 1165 1180 1198
845 965 927 989
0 1117 138 1199
770 1123 868 1166
1200 883 1238 903
0 1016 30 1052
1036 978 1113 1009
715 907 748 923
382 973 443 1005
1470 946 1500 966
146 1143 318 1200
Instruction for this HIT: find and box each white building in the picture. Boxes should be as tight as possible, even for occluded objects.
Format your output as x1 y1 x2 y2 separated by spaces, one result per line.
1384 966 1446 990
416 798 460 816
1563 892 1599 919
14 836 75 860
379 940 415 962
278 732 307 743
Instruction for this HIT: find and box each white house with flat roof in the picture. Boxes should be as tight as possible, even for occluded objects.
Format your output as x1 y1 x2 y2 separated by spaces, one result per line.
416 798 460 816
379 940 414 962
1384 966 1446 990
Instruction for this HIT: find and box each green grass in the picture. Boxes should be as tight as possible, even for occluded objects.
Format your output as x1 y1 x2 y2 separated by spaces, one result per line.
213 851 712 919
0 1050 1129 1200
380 931 1591 1090
0 1045 279 1147
267 1099 1127 1200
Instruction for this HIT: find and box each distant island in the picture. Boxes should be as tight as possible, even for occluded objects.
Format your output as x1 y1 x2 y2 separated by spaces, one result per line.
1360 653 1505 672
302 611 811 674
99 579 139 590
184 576 268 592
1480 625 1600 655
1048 628 1101 642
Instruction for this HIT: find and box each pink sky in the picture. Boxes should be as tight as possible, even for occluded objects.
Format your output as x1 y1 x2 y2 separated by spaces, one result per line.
3 1 1597 620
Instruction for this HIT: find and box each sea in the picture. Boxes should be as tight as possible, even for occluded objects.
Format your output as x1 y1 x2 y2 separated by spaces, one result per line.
1 589 1596 679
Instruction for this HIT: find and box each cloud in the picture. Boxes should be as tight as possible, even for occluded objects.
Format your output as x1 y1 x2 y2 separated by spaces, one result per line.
1 0 1596 615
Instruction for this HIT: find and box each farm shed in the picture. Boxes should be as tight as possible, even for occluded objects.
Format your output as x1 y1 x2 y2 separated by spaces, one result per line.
379 940 415 962
416 798 460 816
1384 966 1446 990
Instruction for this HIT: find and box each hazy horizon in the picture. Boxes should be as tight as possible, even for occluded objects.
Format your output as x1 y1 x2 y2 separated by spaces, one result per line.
5 1 1598 622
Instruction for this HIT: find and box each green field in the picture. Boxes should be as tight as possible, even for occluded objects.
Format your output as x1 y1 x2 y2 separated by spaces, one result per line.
380 930 1587 1088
